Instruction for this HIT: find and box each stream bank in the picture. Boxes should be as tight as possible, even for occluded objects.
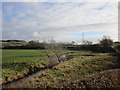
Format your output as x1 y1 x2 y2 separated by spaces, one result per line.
2 68 50 88
2 54 73 88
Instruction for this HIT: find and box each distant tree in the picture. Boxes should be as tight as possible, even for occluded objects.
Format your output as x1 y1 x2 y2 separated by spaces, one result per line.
6 40 25 42
71 41 75 45
114 41 120 44
97 36 114 52
83 40 93 45
80 40 93 51
99 36 113 48
27 40 44 49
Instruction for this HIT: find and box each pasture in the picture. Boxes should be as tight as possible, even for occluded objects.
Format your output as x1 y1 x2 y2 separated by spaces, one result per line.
2 49 49 83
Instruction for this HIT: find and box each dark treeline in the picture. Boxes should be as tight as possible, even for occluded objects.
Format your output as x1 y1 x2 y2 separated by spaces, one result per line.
1 41 117 53
0 40 26 42
1 37 120 53
66 44 115 53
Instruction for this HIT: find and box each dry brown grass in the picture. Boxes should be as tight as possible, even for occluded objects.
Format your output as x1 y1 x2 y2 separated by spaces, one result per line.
66 68 120 88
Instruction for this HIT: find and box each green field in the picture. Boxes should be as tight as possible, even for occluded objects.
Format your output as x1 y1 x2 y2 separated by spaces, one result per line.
2 49 47 63
2 49 49 83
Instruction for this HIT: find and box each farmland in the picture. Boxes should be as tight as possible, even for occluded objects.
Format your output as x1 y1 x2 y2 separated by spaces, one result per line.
2 49 120 88
2 49 49 83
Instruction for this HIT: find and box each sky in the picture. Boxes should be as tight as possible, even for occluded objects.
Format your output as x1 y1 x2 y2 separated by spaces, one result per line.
2 1 119 44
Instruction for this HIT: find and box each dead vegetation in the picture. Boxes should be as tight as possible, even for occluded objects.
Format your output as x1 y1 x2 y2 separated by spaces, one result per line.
66 69 120 88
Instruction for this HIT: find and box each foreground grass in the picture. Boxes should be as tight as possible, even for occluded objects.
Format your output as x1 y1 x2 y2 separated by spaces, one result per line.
15 53 119 88
66 68 120 88
2 49 49 83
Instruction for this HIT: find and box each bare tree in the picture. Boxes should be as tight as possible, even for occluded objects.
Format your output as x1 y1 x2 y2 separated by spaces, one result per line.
44 38 66 66
83 40 93 45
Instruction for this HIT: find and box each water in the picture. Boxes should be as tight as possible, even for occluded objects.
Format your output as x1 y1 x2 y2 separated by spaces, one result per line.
2 68 49 88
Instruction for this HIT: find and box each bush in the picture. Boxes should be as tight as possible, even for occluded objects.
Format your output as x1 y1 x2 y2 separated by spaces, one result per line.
98 36 114 53
99 36 113 48
26 41 45 49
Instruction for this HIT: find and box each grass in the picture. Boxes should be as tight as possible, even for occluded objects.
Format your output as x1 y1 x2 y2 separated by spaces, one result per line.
2 49 46 63
67 68 120 88
2 49 49 83
2 49 71 83
2 49 119 88
14 52 119 88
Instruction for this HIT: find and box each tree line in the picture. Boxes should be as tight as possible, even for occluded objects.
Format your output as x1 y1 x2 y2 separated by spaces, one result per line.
1 36 120 53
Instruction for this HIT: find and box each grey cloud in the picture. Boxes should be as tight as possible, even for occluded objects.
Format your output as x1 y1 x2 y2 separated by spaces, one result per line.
2 2 118 43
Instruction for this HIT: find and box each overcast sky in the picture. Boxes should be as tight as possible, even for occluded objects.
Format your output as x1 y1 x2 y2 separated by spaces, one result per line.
2 1 118 44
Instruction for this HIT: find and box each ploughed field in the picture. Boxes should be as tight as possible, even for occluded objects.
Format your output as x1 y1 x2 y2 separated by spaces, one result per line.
2 49 120 88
